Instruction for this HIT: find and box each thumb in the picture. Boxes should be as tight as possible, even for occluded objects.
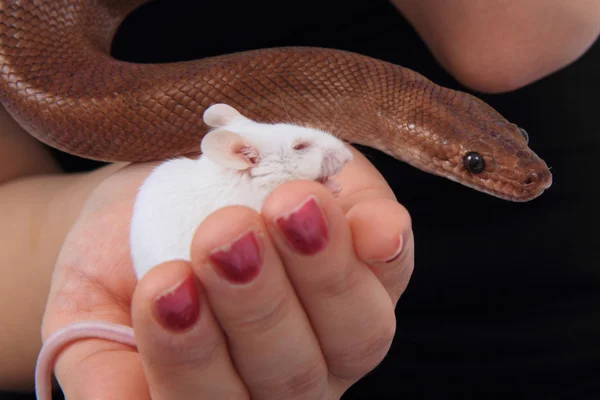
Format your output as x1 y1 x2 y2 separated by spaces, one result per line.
336 146 397 213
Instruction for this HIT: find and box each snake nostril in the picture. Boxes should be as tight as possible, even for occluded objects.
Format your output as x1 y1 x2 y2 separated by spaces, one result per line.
524 173 538 186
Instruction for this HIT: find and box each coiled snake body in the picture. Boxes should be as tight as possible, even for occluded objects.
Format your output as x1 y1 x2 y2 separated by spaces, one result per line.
0 0 551 201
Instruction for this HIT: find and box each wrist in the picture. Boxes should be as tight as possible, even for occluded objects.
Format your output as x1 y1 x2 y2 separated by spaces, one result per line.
42 163 129 258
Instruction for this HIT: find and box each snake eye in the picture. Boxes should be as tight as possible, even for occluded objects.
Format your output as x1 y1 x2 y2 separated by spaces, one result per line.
463 152 485 173
519 127 529 144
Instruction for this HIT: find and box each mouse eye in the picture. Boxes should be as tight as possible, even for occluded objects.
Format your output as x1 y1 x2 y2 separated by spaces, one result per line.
292 141 310 151
463 152 485 173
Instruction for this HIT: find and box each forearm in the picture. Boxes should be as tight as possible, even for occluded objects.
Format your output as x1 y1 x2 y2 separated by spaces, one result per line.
0 163 126 390
393 0 600 92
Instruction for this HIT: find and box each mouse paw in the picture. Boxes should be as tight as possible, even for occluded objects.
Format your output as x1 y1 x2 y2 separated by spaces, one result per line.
324 178 342 196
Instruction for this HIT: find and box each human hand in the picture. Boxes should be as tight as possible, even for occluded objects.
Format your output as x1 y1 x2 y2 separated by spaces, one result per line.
41 145 414 399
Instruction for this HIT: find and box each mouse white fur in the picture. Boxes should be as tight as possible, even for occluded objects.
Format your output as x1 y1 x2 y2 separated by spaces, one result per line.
130 103 353 278
35 103 353 400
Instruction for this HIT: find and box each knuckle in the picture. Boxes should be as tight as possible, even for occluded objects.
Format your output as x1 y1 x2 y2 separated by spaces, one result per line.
315 262 361 300
152 331 227 372
227 289 292 336
252 356 328 400
329 312 396 380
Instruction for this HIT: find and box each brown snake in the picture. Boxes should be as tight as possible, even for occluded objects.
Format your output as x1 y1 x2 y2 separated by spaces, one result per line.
1 1 554 398
0 0 553 202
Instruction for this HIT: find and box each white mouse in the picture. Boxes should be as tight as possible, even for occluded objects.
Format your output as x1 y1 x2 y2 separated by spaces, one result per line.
130 103 352 278
35 103 353 400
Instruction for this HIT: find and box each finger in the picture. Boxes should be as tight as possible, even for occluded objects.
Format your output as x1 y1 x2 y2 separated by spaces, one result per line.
334 146 415 304
42 304 148 400
41 210 149 399
131 260 249 400
190 206 329 400
261 181 398 390
346 197 415 305
334 145 397 214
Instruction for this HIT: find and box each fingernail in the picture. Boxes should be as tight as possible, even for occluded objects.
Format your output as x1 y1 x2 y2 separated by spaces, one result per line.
367 234 404 264
209 231 262 284
275 195 328 255
154 275 200 332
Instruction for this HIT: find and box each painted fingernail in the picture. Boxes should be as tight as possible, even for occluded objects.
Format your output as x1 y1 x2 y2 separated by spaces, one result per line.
155 275 200 332
275 195 328 255
367 234 404 264
209 231 262 284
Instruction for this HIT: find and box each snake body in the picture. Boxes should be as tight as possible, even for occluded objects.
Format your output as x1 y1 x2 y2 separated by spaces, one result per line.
0 0 551 200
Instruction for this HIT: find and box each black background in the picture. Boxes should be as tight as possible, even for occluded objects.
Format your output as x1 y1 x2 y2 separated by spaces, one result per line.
3 0 599 398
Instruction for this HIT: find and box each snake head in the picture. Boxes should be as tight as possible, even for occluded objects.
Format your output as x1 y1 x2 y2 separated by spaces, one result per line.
395 91 553 202
450 106 551 201
449 121 552 202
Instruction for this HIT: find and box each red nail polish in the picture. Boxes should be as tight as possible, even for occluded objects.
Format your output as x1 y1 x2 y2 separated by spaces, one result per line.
209 231 262 284
154 275 200 332
276 196 328 255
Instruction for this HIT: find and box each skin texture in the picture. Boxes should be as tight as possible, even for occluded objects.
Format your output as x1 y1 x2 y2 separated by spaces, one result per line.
392 0 600 93
0 0 599 395
0 0 553 201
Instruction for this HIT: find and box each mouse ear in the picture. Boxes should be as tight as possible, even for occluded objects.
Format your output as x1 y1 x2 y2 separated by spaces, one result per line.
201 129 259 170
203 103 248 128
